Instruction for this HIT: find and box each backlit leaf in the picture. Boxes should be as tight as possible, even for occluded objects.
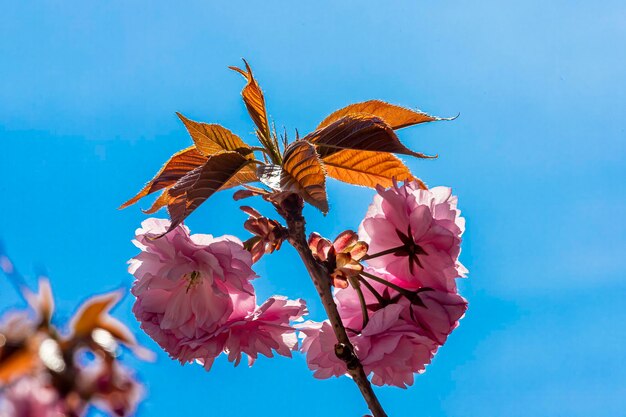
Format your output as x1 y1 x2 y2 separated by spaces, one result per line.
221 164 258 190
70 291 153 360
71 291 122 339
323 149 425 189
119 147 207 210
177 113 252 156
278 140 328 213
96 318 155 361
306 114 436 159
143 164 258 214
142 188 174 214
0 349 38 384
166 151 251 231
24 278 54 325
229 60 270 140
317 100 442 130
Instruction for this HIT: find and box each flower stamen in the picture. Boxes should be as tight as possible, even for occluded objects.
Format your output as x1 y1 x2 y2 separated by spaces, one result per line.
185 271 202 292
395 226 428 274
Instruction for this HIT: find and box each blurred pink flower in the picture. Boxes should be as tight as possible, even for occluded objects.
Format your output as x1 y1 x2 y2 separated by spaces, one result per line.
0 310 37 344
0 255 14 274
78 360 144 417
130 218 307 369
0 376 66 417
358 182 466 292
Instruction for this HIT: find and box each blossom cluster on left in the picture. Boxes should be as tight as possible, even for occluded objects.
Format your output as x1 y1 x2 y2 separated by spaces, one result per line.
0 253 148 417
129 218 308 369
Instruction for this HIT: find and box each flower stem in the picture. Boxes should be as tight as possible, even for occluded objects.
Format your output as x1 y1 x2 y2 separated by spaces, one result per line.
359 276 386 306
278 201 387 417
362 245 405 260
350 276 369 329
360 270 414 299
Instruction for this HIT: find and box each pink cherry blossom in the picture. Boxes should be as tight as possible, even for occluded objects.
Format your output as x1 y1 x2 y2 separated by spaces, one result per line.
408 289 467 345
130 218 256 364
337 270 467 344
130 218 307 369
297 320 347 379
358 182 466 292
198 296 308 369
356 304 438 388
300 269 466 387
298 305 437 388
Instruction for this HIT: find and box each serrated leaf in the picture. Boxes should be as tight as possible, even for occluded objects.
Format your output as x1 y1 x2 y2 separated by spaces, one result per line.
323 149 425 189
306 114 436 159
221 164 258 189
229 60 270 140
142 188 174 214
24 278 54 325
177 113 253 157
279 141 328 213
119 147 207 210
317 99 442 130
144 164 258 214
166 151 251 231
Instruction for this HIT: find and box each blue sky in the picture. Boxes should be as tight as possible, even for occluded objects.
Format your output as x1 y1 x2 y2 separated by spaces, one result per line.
1 1 625 416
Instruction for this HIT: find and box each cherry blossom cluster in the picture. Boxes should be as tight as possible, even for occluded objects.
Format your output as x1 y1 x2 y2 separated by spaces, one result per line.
129 218 307 369
298 182 468 387
127 180 467 391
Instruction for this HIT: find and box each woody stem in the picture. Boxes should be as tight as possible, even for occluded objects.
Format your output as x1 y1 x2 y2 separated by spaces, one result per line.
279 203 387 417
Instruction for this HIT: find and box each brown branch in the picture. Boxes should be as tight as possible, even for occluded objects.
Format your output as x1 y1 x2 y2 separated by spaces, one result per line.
276 195 387 417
